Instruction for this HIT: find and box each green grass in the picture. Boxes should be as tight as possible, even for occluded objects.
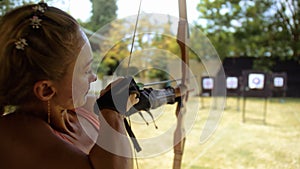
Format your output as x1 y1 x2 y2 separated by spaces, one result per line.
130 97 300 169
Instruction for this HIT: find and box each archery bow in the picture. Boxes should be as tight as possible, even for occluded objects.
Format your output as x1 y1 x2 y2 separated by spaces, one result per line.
173 0 189 169
124 1 190 168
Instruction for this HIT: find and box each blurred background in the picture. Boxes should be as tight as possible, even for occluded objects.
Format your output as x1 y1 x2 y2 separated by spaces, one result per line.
1 0 299 168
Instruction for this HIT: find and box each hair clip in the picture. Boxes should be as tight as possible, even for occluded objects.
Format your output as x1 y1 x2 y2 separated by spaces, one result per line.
30 15 42 29
15 38 28 50
33 2 47 13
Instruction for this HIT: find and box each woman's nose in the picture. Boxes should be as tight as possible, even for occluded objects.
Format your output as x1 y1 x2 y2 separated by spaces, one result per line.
90 72 97 83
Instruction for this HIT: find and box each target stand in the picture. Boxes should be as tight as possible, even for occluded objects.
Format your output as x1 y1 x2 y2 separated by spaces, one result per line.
226 76 242 111
241 70 272 124
271 72 287 101
200 76 214 109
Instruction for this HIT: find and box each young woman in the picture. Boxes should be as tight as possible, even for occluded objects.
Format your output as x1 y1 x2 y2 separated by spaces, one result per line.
0 2 138 169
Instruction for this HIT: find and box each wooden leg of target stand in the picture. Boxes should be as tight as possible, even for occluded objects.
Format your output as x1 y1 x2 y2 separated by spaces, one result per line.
263 97 268 124
237 96 240 112
201 96 204 109
242 97 246 123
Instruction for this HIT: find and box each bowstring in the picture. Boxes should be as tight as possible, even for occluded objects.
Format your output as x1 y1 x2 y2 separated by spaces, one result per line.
127 0 143 76
127 1 143 169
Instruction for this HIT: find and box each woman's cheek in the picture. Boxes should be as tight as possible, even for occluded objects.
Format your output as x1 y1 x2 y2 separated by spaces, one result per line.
72 77 90 108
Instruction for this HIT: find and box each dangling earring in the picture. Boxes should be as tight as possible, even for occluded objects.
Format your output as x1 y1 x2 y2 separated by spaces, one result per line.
47 100 51 124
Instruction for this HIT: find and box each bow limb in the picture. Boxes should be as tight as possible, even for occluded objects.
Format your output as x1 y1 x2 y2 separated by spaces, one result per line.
173 0 189 169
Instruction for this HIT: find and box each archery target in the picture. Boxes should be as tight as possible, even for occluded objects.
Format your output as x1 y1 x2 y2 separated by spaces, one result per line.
202 77 214 90
273 77 284 87
226 76 238 89
248 73 265 89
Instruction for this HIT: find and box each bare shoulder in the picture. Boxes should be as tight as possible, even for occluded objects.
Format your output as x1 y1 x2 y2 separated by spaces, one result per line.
0 113 92 169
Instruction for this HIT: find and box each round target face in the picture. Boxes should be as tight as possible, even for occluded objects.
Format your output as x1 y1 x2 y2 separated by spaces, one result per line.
274 77 284 87
226 77 238 89
248 73 265 89
203 77 214 90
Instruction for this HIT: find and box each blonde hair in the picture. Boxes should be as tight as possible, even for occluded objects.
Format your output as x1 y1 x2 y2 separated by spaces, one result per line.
0 3 84 114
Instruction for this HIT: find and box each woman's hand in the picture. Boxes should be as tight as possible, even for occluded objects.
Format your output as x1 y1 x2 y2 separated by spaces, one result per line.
95 77 140 115
126 93 139 112
89 77 139 169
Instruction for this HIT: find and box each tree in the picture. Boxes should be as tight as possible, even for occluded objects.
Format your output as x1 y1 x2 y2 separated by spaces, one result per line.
196 0 300 62
85 0 117 32
93 14 191 80
0 0 35 17
272 0 300 59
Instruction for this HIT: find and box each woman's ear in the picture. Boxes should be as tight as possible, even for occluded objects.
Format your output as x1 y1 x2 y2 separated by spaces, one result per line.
33 80 56 101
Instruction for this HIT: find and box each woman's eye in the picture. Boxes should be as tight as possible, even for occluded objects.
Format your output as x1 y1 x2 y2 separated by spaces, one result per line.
85 69 92 74
85 64 96 75
86 70 91 74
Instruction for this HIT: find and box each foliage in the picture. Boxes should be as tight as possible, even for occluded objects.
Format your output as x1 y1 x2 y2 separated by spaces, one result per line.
84 0 117 32
196 0 300 65
94 14 193 80
0 0 36 16
93 18 131 78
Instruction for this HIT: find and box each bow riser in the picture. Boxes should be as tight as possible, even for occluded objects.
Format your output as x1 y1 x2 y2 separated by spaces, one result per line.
173 0 189 169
